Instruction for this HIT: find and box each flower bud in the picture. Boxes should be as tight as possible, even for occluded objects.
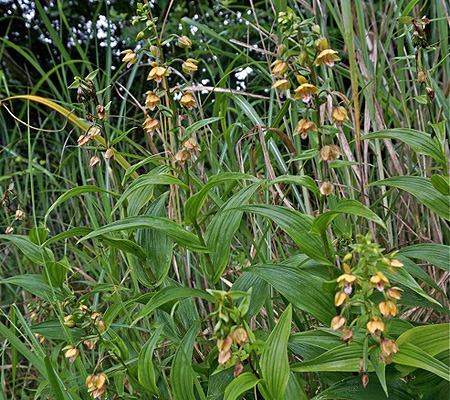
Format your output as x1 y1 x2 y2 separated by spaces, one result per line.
417 70 427 84
15 209 25 220
89 156 101 168
426 86 435 101
136 31 145 41
150 45 159 58
231 327 248 345
96 104 107 120
5 226 14 234
341 328 353 344
104 149 114 160
178 35 192 49
98 319 106 331
296 75 307 85
312 24 321 35
64 315 76 328
277 44 287 58
298 50 307 66
234 360 244 377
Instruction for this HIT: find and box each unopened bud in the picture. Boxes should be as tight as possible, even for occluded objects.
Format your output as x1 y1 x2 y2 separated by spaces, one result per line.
277 44 287 58
312 25 321 35
417 70 427 83
98 319 106 331
297 75 307 85
15 209 25 220
315 37 329 51
64 315 76 328
178 35 192 49
425 86 435 101
319 180 335 196
89 156 101 168
298 50 307 66
5 226 14 234
104 149 114 160
136 31 145 41
96 104 107 120
150 45 159 58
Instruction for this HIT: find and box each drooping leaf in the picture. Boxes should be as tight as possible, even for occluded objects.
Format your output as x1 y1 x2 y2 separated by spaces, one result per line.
310 199 387 234
237 205 331 266
369 177 450 220
362 128 446 164
246 264 334 324
224 372 260 400
396 244 450 271
1 275 64 301
0 234 54 265
138 325 163 395
78 216 207 252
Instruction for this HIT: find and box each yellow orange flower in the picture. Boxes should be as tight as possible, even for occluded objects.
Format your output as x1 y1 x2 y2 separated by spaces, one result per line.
367 317 385 334
86 373 108 399
334 291 348 307
386 286 402 300
314 49 340 67
64 315 75 327
271 60 288 77
380 338 398 359
390 259 404 268
77 135 90 147
331 315 346 331
180 91 196 109
145 91 161 110
319 144 342 162
337 273 357 294
294 119 317 139
63 346 79 362
231 327 248 345
370 271 390 292
87 126 101 138
147 63 169 83
174 150 189 163
271 79 291 95
143 117 159 133
182 58 199 75
320 180 335 196
121 50 138 68
294 83 319 103
183 138 200 153
378 300 398 317
341 328 353 344
332 106 349 123
89 156 101 168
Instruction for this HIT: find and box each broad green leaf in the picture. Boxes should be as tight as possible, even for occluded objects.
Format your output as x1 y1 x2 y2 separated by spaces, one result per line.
78 216 207 252
231 273 268 318
268 175 319 196
185 172 259 225
0 234 54 265
136 194 173 286
186 116 223 135
114 172 186 213
397 244 450 271
369 177 450 220
44 357 70 400
44 185 119 223
259 304 292 400
134 286 214 324
362 129 446 164
396 324 450 355
311 199 387 234
205 184 259 283
282 373 308 400
31 319 85 341
311 376 412 399
224 372 260 400
431 174 450 195
170 322 200 400
392 343 450 380
1 275 64 301
43 257 70 288
138 325 163 395
291 343 373 373
246 264 335 324
238 205 331 266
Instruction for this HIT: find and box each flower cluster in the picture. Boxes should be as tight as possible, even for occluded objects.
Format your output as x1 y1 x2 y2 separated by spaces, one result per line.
86 373 108 399
331 234 403 365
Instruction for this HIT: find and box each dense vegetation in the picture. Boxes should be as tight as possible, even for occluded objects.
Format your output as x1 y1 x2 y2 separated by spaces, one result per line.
0 0 449 399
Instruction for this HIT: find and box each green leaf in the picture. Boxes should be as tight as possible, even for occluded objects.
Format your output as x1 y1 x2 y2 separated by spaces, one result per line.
136 194 173 286
0 275 64 301
397 244 450 271
44 357 69 400
43 257 70 288
369 176 450 220
246 264 335 324
114 172 187 213
31 319 85 341
78 216 207 252
238 205 331 266
362 129 446 164
224 372 260 400
268 175 319 196
185 172 259 225
44 185 119 223
291 343 371 373
205 184 259 283
186 116 223 135
392 343 450 380
170 322 200 400
133 286 214 324
259 304 292 400
0 234 54 265
310 199 387 234
396 324 450 356
431 174 450 195
138 325 163 395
